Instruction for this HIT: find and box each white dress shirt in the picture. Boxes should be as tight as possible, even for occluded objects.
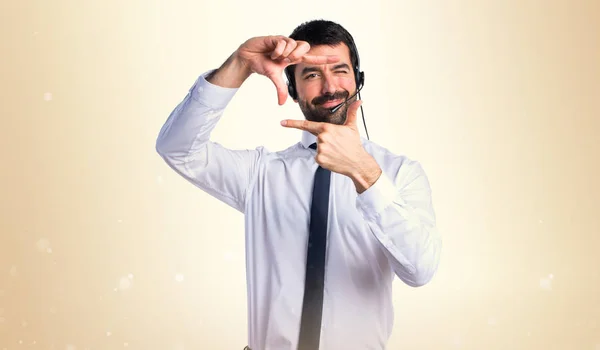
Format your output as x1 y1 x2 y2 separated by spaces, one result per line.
155 70 442 350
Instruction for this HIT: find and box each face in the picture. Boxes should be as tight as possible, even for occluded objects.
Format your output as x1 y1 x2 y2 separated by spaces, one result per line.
292 43 358 125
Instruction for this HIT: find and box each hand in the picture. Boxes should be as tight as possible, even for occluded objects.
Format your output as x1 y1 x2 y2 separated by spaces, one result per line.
235 36 340 105
280 100 381 190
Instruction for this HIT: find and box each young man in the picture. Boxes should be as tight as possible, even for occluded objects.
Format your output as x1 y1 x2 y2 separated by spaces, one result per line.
156 19 442 350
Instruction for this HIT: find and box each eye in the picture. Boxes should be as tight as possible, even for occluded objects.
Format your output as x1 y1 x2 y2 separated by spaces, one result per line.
304 73 318 80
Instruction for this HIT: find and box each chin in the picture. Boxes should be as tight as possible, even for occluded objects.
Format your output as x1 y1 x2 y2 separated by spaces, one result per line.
310 108 347 125
325 108 347 124
325 114 346 125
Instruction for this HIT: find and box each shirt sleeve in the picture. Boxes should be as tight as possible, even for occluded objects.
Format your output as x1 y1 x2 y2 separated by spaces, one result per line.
155 70 264 213
355 159 442 287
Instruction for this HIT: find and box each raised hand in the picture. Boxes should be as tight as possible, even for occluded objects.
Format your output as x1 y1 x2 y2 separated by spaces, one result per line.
280 100 368 175
235 36 341 105
280 99 381 192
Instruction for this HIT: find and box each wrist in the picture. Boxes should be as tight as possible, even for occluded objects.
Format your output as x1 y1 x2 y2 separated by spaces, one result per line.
350 155 382 194
231 50 253 77
206 52 252 88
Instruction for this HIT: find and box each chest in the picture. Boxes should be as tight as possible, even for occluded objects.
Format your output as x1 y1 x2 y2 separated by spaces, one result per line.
250 158 365 234
246 156 387 280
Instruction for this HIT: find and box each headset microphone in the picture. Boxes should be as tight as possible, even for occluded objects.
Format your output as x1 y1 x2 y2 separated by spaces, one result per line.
328 84 369 140
328 84 364 113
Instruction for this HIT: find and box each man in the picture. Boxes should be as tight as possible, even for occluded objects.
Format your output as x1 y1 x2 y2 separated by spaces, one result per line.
156 19 441 350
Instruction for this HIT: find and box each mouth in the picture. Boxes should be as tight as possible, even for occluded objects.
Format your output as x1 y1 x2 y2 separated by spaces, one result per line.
319 99 344 108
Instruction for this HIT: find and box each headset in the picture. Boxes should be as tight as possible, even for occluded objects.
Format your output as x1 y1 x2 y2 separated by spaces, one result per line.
284 38 370 140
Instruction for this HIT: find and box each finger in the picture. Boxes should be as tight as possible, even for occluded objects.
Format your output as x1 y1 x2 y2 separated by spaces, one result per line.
301 54 340 65
280 119 324 135
267 70 288 106
270 39 287 60
267 35 287 49
285 41 310 63
279 40 298 61
343 99 363 126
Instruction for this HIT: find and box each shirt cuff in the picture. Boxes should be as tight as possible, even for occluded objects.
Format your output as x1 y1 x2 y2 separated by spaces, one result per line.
356 172 400 221
189 69 240 110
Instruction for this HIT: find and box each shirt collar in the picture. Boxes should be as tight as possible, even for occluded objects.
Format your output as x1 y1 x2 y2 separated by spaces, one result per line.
301 130 317 149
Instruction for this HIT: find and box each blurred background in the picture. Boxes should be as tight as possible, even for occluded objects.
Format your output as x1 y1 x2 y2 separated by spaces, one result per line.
1 0 599 349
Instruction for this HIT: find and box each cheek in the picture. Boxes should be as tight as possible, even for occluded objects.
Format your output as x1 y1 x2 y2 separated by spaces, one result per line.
298 86 319 103
340 77 356 91
298 98 311 110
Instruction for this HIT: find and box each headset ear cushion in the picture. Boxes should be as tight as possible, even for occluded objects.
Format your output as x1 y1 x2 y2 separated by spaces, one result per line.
357 71 365 88
287 83 296 100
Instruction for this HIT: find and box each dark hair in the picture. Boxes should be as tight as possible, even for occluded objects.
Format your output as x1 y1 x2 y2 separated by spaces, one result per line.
284 19 360 95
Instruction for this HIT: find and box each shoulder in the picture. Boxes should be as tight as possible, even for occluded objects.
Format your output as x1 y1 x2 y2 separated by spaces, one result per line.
362 139 429 186
252 142 308 163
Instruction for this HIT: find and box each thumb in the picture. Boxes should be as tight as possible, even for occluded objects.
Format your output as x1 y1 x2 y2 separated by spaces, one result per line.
344 99 363 127
268 70 288 106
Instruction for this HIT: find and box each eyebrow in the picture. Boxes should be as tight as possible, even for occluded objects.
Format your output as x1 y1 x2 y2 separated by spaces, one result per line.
300 63 351 77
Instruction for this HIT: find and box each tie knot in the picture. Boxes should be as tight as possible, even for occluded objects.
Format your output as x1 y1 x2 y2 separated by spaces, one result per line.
309 142 317 150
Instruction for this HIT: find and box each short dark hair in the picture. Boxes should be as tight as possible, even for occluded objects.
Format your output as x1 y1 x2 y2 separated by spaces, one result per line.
284 19 359 89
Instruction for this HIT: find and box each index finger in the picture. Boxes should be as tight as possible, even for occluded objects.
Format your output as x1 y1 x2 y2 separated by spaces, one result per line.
301 54 340 65
280 119 325 135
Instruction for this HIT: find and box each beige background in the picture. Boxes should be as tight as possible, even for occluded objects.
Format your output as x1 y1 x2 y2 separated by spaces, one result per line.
1 0 599 349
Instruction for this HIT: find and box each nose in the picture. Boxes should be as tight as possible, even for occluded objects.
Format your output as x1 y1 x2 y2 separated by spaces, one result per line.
320 72 338 96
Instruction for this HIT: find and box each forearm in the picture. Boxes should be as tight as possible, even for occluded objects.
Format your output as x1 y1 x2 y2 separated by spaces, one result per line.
206 51 253 88
349 153 383 194
155 62 240 161
356 162 442 287
157 51 250 156
365 193 441 287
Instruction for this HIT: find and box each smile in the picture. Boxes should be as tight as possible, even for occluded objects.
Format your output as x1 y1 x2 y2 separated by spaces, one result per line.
319 99 344 108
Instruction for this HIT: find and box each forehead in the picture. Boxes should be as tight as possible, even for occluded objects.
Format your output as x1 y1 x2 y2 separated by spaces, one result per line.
295 43 352 73
307 42 351 58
